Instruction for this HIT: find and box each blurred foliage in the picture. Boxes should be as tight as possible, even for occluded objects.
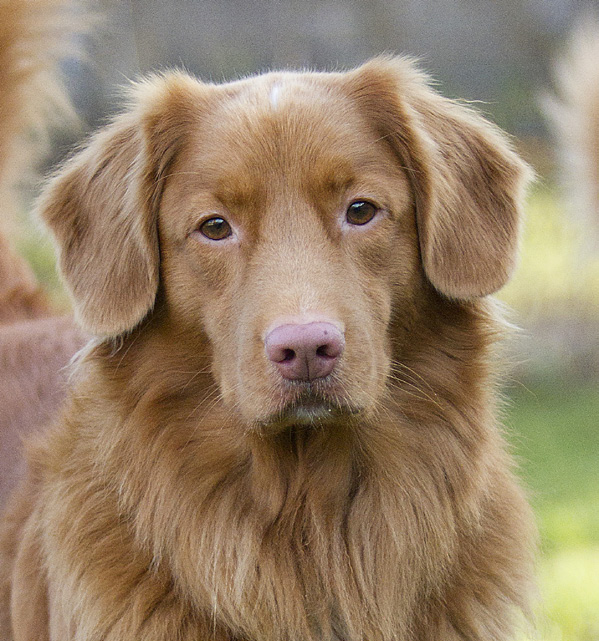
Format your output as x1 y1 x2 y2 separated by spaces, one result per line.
501 184 599 315
15 217 70 311
499 184 598 641
500 183 599 381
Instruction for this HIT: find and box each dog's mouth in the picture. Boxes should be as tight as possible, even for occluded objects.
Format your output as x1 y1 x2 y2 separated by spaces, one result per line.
255 387 362 432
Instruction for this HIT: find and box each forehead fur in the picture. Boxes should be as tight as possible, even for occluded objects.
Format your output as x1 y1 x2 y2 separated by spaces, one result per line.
166 70 406 208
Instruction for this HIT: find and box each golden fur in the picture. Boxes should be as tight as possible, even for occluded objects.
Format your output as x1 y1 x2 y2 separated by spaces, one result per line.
1 58 535 640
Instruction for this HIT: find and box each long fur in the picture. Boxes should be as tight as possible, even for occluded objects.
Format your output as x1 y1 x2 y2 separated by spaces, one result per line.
1 59 536 640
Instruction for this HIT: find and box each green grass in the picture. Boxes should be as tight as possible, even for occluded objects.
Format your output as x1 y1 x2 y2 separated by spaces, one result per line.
506 383 599 641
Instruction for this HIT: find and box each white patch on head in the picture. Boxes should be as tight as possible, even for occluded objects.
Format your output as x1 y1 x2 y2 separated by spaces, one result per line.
269 82 283 110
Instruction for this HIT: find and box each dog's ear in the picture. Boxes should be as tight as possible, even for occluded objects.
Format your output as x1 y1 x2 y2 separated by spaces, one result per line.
345 57 533 299
39 73 200 336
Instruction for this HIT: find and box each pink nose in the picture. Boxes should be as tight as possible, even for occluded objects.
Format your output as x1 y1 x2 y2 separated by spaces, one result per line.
264 322 345 381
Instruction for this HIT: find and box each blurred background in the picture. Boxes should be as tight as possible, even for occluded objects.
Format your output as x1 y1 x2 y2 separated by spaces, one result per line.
14 0 599 639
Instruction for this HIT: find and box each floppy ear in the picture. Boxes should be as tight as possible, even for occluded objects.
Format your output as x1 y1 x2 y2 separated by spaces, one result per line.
39 72 199 336
345 57 533 299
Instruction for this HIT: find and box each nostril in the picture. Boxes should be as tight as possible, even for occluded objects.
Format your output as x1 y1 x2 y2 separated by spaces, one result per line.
316 344 334 358
282 348 295 362
316 334 344 360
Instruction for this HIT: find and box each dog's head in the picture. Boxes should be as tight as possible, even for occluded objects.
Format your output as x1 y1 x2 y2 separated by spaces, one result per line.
40 58 530 431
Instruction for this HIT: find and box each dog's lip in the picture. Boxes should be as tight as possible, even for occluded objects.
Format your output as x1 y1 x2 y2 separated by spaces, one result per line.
256 392 362 430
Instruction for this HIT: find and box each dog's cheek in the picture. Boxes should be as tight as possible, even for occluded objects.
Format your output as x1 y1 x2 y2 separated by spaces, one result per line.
160 243 243 381
346 222 420 396
202 268 253 406
330 240 389 406
386 225 429 358
194 281 243 395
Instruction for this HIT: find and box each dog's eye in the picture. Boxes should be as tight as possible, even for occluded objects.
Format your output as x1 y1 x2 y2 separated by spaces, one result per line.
346 201 378 226
199 217 232 241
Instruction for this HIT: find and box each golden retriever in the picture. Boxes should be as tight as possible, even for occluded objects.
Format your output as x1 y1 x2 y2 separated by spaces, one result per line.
1 58 536 640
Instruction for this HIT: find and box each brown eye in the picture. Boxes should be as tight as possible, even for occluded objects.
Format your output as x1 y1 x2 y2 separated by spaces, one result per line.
199 217 232 241
346 201 378 226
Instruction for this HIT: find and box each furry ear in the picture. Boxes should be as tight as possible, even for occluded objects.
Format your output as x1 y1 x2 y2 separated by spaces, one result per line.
346 57 533 299
39 73 199 336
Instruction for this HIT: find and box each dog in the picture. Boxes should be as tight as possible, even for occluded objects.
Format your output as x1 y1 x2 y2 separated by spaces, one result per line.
0 57 536 640
0 0 86 516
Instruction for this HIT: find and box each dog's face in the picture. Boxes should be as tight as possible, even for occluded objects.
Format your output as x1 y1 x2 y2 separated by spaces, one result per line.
40 59 530 432
157 74 417 428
